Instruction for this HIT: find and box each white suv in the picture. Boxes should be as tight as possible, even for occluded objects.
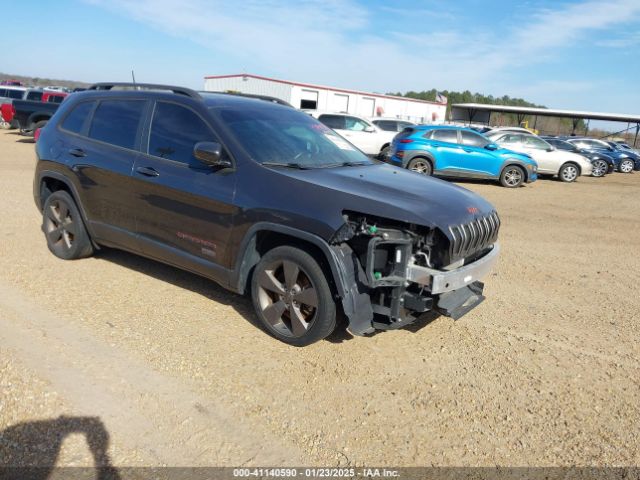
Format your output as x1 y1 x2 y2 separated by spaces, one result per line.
306 111 396 159
486 131 593 182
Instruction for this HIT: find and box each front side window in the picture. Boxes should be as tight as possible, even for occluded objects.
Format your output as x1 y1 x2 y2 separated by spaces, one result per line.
148 102 217 165
460 130 489 147
89 99 145 150
344 116 371 132
523 136 550 150
431 129 458 143
61 101 95 134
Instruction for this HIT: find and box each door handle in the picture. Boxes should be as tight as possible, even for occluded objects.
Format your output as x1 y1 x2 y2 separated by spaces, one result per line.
68 148 86 158
463 148 473 153
136 166 159 177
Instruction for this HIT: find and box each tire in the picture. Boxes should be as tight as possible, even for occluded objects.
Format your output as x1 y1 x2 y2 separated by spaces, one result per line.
558 162 579 182
407 157 432 175
379 145 390 161
591 160 608 177
251 246 336 346
619 159 634 173
42 191 94 260
499 165 525 188
33 120 48 130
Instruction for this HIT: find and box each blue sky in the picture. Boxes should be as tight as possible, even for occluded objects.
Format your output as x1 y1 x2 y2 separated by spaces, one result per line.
3 0 640 118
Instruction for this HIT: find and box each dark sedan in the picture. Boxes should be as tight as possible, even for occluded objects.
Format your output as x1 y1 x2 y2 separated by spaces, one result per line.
542 137 614 177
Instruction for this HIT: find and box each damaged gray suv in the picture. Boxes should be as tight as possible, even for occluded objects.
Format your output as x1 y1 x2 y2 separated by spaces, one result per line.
34 83 500 346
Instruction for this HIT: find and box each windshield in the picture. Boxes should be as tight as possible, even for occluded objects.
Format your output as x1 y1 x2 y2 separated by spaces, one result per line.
215 106 374 168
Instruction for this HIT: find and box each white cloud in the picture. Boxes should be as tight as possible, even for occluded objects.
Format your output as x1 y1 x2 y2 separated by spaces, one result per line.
84 0 640 104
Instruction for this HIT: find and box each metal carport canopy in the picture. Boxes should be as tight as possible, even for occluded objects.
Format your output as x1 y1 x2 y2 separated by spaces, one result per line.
451 103 640 123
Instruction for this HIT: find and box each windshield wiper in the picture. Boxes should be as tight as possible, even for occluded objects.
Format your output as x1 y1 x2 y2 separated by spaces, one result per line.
321 161 371 168
261 162 312 170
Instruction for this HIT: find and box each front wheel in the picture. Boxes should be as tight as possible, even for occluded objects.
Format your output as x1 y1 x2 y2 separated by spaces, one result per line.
619 159 634 173
407 158 433 175
499 165 524 188
591 160 608 177
251 246 336 346
558 163 579 182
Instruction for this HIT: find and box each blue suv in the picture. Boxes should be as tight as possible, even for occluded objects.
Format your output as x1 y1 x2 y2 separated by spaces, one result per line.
390 125 538 188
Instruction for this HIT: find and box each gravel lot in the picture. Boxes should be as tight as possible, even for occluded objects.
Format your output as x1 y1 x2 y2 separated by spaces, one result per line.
0 129 639 468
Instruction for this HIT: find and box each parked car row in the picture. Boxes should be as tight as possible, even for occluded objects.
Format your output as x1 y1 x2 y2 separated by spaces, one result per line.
0 85 68 132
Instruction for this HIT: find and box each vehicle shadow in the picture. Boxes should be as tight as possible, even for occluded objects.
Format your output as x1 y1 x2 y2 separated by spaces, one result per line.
16 138 34 144
0 416 121 480
96 248 441 345
95 248 264 333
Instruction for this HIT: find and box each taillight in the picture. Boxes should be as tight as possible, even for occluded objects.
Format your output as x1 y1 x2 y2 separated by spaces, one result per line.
34 128 41 142
399 139 414 144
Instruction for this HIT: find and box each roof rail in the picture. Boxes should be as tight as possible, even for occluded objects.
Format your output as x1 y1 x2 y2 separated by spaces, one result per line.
87 82 202 99
206 91 293 107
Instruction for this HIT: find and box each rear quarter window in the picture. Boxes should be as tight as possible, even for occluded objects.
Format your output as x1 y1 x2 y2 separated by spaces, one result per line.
88 100 146 150
60 101 95 135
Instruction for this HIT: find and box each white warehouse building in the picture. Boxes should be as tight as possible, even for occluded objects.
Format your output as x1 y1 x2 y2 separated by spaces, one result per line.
203 73 447 124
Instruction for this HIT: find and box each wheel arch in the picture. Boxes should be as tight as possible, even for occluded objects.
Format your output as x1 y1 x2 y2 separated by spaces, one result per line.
500 160 529 181
232 223 346 298
406 153 435 170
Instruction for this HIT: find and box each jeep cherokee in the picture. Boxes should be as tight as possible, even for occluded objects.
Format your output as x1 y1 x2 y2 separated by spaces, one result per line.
34 83 501 346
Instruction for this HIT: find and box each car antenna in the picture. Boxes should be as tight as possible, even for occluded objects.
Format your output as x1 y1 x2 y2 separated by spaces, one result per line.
131 70 138 90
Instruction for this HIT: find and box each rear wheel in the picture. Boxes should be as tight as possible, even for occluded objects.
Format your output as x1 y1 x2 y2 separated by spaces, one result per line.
591 160 608 177
558 163 579 182
619 159 634 173
499 165 524 188
407 158 432 175
42 191 94 260
251 246 336 346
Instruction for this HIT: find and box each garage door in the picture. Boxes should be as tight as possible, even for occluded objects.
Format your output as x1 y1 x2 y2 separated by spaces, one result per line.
332 94 349 112
360 97 375 117
300 89 318 109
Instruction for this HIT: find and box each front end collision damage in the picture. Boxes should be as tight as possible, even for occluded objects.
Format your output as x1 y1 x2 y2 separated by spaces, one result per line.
328 211 500 336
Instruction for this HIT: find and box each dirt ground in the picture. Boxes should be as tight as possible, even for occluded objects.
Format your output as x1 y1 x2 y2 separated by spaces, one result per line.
0 128 639 469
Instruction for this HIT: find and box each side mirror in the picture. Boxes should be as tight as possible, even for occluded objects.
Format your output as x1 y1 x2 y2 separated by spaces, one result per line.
364 125 375 133
546 146 555 152
484 143 498 151
193 142 231 168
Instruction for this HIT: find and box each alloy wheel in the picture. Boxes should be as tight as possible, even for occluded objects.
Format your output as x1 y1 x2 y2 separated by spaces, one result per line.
592 160 607 177
561 165 578 182
43 199 77 254
409 160 431 175
503 168 523 186
256 259 319 338
620 160 634 173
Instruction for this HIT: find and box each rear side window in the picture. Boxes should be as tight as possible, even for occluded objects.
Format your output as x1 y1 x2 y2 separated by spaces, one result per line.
7 89 25 99
431 129 458 143
374 120 396 131
89 100 145 150
148 102 216 165
61 101 95 134
48 95 65 104
318 114 345 130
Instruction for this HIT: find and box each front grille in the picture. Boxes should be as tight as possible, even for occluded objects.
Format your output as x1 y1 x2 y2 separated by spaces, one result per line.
448 211 500 263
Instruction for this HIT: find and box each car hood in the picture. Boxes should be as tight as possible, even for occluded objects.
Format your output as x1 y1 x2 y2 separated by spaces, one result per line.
270 163 497 232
